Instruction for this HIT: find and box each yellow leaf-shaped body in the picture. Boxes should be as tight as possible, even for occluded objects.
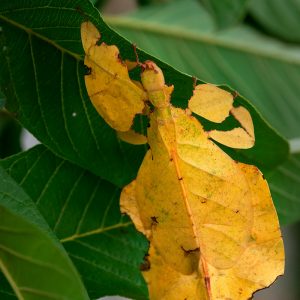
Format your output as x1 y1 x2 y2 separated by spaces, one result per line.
121 107 284 299
81 22 146 131
80 24 284 297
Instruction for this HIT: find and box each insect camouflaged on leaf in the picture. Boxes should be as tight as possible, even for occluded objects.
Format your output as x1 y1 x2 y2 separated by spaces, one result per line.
81 21 284 300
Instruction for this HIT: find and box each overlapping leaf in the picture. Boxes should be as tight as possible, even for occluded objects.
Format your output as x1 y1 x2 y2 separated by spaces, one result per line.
1 145 148 300
0 166 89 300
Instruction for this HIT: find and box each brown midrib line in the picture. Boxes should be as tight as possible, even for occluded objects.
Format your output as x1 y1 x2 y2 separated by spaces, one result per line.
170 147 212 299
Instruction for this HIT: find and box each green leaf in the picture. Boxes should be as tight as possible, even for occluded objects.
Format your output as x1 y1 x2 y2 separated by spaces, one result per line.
106 0 299 142
249 0 300 43
0 111 21 158
0 91 5 108
1 145 148 300
199 0 250 28
0 0 288 188
0 166 89 300
137 0 170 6
90 0 108 9
0 273 15 299
266 152 300 225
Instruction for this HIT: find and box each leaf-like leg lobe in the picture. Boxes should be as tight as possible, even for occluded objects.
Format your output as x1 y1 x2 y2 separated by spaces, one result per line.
208 106 255 149
188 84 233 123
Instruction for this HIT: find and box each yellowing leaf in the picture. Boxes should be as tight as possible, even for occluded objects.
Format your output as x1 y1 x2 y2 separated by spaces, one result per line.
81 23 284 299
80 21 146 131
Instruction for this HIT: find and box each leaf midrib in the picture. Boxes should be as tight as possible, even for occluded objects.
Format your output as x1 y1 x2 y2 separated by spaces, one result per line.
105 16 300 66
60 221 132 243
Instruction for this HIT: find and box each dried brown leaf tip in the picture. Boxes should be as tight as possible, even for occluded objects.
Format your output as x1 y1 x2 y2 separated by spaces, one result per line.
82 21 284 300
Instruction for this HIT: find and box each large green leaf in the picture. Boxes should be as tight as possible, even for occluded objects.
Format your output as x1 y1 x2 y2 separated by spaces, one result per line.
106 0 300 142
0 166 89 300
0 0 288 188
199 0 250 28
1 145 148 300
250 0 300 43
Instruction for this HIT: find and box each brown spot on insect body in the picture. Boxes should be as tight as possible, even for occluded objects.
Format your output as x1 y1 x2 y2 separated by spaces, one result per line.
84 65 92 75
181 246 199 256
140 254 150 271
151 216 159 225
